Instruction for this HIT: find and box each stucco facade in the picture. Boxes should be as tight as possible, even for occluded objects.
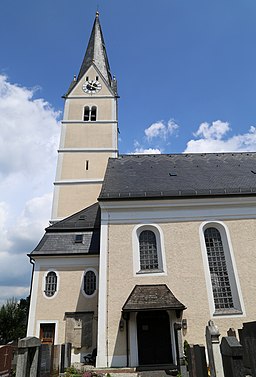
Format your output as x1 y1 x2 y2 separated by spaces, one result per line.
94 197 256 366
51 63 118 221
27 12 256 371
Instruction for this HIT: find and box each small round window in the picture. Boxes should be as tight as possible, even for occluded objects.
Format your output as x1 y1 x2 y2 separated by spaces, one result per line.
84 270 96 296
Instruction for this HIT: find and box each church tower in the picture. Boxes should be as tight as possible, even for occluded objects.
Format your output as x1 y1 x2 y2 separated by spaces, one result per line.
51 12 118 221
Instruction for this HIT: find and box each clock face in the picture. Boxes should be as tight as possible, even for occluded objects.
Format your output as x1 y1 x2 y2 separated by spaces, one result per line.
82 80 102 94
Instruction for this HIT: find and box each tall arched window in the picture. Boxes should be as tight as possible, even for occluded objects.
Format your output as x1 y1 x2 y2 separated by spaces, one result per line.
139 230 158 271
203 224 242 314
90 106 97 121
45 271 57 297
83 106 90 121
84 270 97 296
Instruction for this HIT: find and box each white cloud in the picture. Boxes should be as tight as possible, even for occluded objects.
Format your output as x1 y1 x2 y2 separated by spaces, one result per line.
145 119 179 140
129 119 179 154
0 286 30 307
185 120 256 153
131 140 162 155
134 147 162 154
193 120 230 140
0 75 60 306
0 75 60 179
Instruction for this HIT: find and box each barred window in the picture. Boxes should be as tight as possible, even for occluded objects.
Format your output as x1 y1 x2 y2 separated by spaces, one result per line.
45 271 57 297
139 230 159 270
204 227 234 311
84 271 96 296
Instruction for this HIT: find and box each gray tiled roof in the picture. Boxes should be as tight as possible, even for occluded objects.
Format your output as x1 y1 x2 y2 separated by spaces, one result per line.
47 203 100 231
99 153 256 200
122 285 186 312
31 203 100 256
65 13 112 97
31 231 100 256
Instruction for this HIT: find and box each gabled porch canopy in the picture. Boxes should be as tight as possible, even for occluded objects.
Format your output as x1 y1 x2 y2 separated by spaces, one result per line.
122 284 186 313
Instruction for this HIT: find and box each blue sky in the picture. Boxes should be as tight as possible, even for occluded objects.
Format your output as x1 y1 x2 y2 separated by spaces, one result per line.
1 0 256 305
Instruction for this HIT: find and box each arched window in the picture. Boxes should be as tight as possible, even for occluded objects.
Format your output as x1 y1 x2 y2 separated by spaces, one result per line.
83 106 90 121
203 224 242 314
84 270 96 296
45 271 57 297
90 106 97 121
139 230 158 271
83 106 97 121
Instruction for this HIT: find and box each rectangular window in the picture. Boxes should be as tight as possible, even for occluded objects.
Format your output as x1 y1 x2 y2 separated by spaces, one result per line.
85 160 89 171
75 234 83 243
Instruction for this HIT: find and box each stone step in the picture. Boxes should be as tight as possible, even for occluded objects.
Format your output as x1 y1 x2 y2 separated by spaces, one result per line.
138 370 179 377
70 364 179 377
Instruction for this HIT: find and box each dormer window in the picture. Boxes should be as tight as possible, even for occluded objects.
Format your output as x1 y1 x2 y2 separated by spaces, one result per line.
83 106 97 122
75 234 83 243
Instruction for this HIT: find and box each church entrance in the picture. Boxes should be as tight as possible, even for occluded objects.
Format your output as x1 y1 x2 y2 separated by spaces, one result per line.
137 310 173 366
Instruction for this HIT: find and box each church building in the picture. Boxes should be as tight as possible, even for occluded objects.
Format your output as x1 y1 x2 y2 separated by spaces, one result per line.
27 12 256 369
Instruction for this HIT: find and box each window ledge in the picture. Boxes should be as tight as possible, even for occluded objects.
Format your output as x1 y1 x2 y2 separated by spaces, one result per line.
213 308 243 316
136 269 164 275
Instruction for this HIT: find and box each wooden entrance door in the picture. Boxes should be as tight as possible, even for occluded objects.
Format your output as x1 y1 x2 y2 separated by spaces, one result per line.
40 323 55 344
137 311 173 365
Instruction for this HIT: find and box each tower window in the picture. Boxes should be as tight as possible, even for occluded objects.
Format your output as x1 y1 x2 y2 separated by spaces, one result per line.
83 106 97 121
85 160 89 171
91 106 97 121
84 106 90 121
45 271 57 297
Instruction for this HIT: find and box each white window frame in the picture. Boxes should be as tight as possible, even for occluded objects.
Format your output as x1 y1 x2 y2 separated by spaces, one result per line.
42 269 59 299
36 320 58 344
132 224 167 276
81 267 98 298
199 221 244 317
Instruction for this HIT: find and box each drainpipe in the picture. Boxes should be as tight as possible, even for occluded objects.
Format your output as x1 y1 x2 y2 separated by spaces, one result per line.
123 312 130 367
27 256 35 333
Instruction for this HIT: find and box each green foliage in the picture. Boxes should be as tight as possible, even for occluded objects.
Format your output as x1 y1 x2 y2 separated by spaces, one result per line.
65 366 82 377
0 296 30 344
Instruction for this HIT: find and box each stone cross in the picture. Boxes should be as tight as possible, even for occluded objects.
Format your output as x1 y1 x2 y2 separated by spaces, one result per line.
205 320 224 377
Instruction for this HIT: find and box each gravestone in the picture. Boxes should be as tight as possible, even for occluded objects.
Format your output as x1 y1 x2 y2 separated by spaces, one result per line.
16 337 41 377
239 321 256 377
0 345 16 377
227 328 237 338
220 336 244 377
174 322 188 377
187 344 208 377
39 344 52 377
205 320 224 377
60 343 71 373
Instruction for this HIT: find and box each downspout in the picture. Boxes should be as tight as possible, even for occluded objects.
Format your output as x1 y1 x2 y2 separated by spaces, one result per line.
125 314 130 367
27 256 35 334
106 213 110 367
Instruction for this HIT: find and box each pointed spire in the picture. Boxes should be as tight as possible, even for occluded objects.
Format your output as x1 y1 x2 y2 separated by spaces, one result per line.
77 12 112 85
